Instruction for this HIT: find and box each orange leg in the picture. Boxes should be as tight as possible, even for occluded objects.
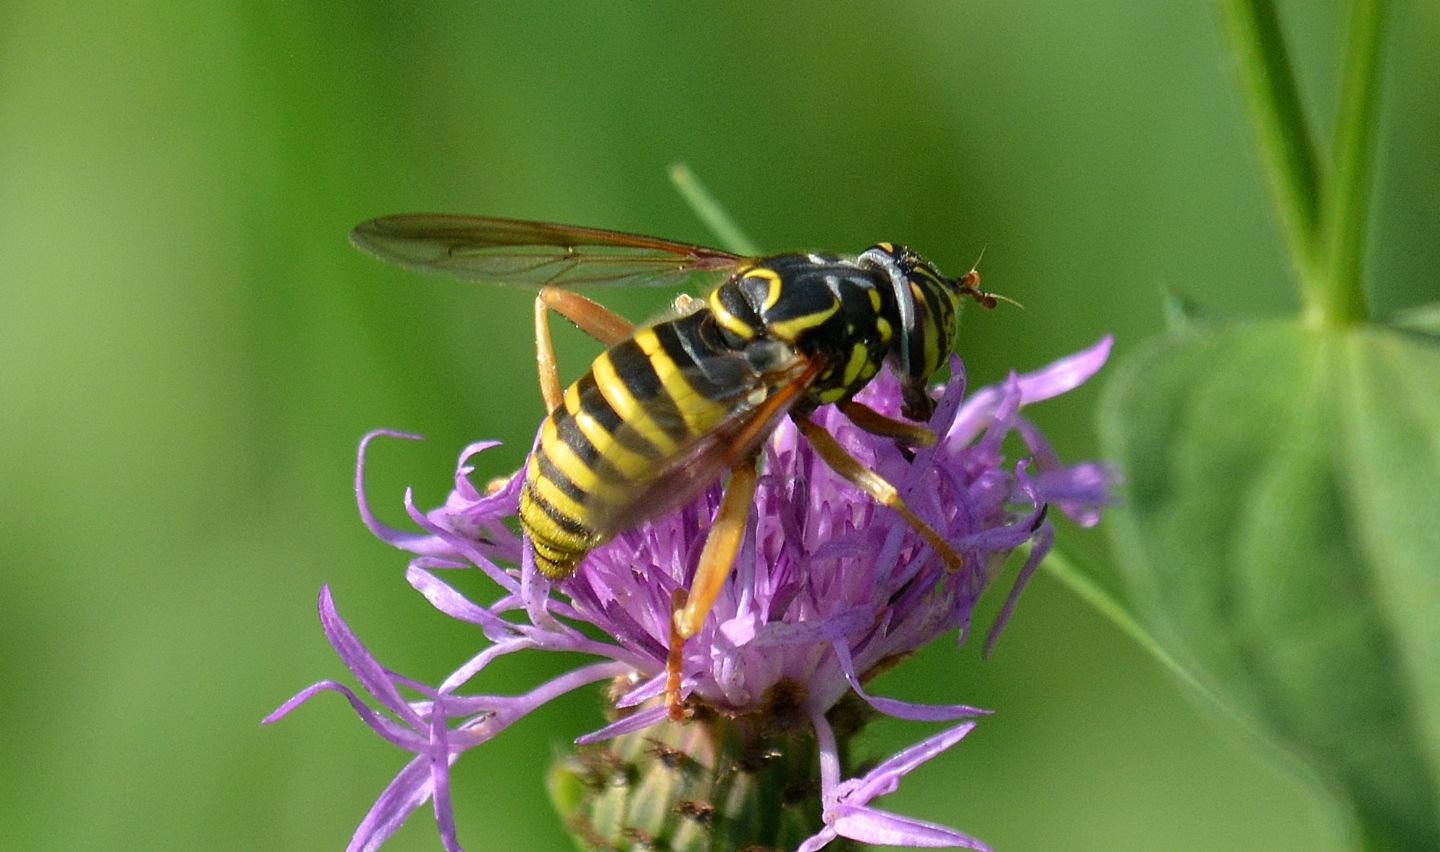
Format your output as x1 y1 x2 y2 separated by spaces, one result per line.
533 285 636 413
839 399 937 447
793 416 963 572
665 456 760 720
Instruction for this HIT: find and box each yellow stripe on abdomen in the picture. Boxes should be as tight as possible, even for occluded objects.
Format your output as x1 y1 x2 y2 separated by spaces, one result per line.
633 328 729 434
592 352 681 456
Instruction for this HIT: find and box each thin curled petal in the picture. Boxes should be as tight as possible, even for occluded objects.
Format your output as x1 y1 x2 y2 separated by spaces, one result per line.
406 564 520 639
832 641 990 721
804 722 986 851
429 701 460 852
947 335 1112 444
355 430 439 552
851 721 979 800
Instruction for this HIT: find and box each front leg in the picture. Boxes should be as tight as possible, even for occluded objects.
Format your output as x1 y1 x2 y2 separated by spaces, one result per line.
839 399 937 447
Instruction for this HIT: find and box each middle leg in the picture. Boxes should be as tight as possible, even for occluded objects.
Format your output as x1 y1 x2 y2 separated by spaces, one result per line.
793 415 964 572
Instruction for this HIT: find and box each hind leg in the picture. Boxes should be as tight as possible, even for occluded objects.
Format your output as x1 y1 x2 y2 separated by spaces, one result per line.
533 285 635 412
665 456 760 720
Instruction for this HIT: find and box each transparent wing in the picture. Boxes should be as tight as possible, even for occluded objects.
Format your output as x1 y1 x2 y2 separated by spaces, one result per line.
351 214 746 289
583 355 822 538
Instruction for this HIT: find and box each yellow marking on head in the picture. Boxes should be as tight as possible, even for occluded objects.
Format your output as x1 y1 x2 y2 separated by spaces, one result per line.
747 267 785 312
876 316 892 343
633 329 729 433
907 280 943 376
877 241 894 252
912 264 945 288
708 289 756 339
592 353 680 456
768 301 840 341
868 289 882 311
922 313 942 377
842 342 870 386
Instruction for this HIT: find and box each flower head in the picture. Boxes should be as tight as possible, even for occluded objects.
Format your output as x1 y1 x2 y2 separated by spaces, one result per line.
267 337 1112 851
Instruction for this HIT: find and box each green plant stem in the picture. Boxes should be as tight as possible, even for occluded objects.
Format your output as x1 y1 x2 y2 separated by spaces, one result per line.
668 162 760 256
1319 0 1388 328
1219 0 1323 283
1222 0 1389 328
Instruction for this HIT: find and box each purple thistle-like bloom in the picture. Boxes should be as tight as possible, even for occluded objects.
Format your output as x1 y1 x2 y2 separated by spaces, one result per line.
267 337 1112 851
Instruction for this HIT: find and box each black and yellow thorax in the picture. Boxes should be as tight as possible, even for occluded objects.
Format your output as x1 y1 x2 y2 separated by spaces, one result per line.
519 242 967 577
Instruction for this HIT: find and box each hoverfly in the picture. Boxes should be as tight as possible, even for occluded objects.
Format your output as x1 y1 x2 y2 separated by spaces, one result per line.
351 214 1000 719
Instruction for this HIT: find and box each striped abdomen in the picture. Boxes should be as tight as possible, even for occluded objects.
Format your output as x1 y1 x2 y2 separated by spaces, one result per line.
519 310 746 578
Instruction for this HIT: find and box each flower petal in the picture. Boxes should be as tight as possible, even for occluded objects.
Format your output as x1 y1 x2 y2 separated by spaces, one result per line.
832 641 990 721
428 700 460 852
832 805 992 850
262 679 424 750
355 430 439 553
852 721 979 800
575 705 669 745
348 754 432 852
406 563 522 641
318 586 425 728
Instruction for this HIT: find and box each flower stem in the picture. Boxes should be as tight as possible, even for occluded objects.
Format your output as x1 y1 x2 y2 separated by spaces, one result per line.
669 162 761 256
1221 0 1390 328
1219 0 1323 284
1318 0 1388 328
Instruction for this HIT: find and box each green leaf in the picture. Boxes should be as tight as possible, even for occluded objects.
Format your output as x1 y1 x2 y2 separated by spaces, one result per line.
1100 320 1440 847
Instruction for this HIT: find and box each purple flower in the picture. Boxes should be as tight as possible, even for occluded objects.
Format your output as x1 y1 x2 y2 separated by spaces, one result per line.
267 337 1113 851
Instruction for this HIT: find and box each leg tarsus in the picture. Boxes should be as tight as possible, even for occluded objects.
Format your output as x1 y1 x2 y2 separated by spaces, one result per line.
666 588 692 721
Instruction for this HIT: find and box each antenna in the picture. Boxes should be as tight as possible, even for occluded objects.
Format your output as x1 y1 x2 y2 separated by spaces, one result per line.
955 250 1022 310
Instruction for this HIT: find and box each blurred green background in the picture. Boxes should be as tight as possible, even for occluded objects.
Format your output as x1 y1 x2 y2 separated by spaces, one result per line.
4 2 1436 850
